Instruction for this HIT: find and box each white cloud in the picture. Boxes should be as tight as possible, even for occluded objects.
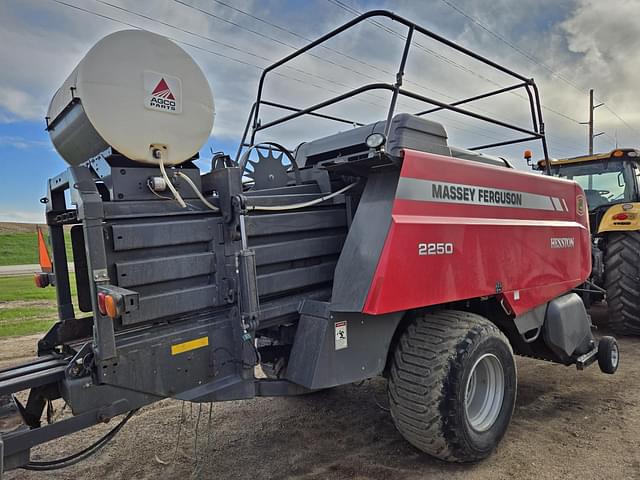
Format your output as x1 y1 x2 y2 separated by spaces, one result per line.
0 0 638 162
0 135 49 149
0 209 45 224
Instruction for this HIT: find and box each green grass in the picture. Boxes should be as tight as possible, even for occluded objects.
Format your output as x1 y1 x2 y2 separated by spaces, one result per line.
0 308 58 337
0 231 73 266
0 274 78 337
0 275 61 301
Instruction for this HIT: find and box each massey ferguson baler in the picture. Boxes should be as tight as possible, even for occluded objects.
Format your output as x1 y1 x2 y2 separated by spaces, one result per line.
0 10 619 475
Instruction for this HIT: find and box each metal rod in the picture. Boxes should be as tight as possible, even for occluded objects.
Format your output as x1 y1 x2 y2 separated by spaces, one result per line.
384 25 413 140
398 87 542 138
530 82 551 174
257 82 541 145
236 102 256 164
469 135 541 151
257 83 393 131
414 83 526 116
261 100 364 126
246 9 546 160
523 84 539 133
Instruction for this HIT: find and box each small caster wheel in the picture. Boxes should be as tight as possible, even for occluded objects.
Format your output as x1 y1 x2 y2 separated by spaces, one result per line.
598 336 619 374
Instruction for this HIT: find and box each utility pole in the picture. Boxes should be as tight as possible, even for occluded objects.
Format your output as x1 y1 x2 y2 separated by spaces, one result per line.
580 89 605 154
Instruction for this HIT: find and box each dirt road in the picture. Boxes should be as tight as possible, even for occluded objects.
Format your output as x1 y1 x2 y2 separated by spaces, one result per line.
3 308 640 480
0 264 74 277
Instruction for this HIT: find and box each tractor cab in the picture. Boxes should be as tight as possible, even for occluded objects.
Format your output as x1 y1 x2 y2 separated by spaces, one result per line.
539 149 640 234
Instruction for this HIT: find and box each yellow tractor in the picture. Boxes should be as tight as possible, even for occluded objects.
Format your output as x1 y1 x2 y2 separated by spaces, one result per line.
540 148 640 335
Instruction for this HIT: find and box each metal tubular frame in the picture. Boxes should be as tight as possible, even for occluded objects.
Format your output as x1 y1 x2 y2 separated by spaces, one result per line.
237 9 549 172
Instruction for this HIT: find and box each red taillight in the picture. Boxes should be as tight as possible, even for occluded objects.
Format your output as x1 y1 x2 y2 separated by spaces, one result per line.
97 292 107 315
613 213 629 220
34 273 49 288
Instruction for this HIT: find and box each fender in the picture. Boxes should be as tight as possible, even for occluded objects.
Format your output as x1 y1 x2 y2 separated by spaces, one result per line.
363 149 591 317
597 202 640 233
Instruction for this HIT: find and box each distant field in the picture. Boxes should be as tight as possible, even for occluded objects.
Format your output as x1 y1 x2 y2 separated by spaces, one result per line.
0 224 73 266
0 222 45 234
0 274 78 337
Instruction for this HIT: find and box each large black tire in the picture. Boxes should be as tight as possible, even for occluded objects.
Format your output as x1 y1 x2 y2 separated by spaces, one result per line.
604 232 640 335
388 310 517 462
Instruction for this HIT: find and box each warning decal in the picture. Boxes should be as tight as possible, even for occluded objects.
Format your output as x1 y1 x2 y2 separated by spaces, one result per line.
335 321 347 350
171 336 209 355
144 70 182 114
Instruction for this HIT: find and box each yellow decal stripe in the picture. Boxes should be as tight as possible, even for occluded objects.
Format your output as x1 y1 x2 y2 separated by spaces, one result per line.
171 336 209 355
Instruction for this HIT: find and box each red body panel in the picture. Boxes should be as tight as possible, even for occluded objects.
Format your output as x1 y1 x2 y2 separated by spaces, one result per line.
363 149 590 316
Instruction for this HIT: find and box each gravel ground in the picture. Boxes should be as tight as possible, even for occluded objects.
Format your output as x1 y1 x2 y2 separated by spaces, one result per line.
2 306 640 480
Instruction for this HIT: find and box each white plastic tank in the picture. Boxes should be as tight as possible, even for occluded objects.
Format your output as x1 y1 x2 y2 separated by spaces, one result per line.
47 30 215 166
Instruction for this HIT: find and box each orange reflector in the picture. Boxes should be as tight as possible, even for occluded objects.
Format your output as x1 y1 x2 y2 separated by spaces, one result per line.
104 294 119 319
613 150 624 157
37 227 53 273
523 149 533 159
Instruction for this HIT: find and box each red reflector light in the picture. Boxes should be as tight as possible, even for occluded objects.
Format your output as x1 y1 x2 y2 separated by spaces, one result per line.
613 213 629 220
97 292 107 315
34 273 49 288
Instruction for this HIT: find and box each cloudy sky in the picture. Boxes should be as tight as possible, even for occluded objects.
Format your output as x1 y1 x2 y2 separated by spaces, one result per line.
1 0 639 222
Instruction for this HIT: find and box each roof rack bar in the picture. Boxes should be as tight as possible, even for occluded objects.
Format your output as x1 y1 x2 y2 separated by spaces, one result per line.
469 135 542 151
523 84 539 133
236 102 257 163
256 83 392 132
398 87 542 138
383 25 414 140
242 9 548 161
414 82 527 116
256 82 541 146
530 81 550 173
261 100 364 126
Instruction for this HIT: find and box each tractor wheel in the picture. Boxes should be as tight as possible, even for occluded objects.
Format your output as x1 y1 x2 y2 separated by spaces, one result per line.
604 232 640 335
387 310 516 462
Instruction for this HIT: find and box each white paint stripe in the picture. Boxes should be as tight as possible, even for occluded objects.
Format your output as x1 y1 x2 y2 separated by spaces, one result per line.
561 198 569 211
396 177 560 211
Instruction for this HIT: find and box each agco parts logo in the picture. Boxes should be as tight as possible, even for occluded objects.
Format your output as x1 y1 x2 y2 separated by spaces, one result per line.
144 71 182 114
576 195 585 216
550 237 575 249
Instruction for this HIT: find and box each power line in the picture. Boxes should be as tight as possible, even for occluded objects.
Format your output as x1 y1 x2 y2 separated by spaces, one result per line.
602 105 640 138
440 0 580 90
201 0 586 152
49 0 585 154
328 0 585 123
326 0 503 88
51 0 261 69
51 0 385 114
90 0 392 110
44 1 447 139
324 0 589 155
176 0 456 101
439 0 640 138
163 0 540 144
